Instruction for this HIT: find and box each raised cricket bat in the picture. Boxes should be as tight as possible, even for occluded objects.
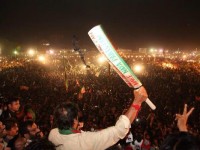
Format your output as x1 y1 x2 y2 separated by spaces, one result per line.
88 25 156 110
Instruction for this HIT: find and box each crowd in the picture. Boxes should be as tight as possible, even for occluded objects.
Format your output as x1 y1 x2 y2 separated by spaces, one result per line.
0 56 200 150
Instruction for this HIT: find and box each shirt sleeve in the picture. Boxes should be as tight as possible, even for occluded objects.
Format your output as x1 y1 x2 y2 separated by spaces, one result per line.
80 115 130 150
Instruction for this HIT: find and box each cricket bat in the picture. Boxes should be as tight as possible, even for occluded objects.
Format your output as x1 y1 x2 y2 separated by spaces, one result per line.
88 25 156 110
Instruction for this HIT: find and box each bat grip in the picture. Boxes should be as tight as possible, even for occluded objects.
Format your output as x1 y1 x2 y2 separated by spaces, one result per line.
134 86 156 110
145 98 156 110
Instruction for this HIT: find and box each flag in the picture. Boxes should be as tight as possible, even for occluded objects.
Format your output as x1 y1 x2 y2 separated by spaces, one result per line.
65 80 69 92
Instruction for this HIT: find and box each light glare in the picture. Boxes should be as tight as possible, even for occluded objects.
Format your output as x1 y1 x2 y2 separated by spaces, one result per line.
134 64 144 73
28 49 35 56
98 55 106 63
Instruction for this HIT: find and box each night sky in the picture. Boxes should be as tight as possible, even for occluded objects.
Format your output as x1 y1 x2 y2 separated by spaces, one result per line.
0 0 200 50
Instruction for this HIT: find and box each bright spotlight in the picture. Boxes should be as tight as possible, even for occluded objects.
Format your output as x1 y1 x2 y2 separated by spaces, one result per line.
82 65 86 69
13 50 18 55
98 55 106 63
49 49 54 55
182 55 187 59
150 49 154 52
38 55 46 63
133 64 144 73
28 49 35 56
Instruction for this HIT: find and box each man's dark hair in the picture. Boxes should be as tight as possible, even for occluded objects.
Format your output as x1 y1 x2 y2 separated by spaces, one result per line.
160 132 200 150
7 97 19 105
54 102 78 130
24 138 56 150
3 118 18 130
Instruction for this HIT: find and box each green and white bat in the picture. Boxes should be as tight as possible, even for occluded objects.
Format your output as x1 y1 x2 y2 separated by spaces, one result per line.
88 25 156 110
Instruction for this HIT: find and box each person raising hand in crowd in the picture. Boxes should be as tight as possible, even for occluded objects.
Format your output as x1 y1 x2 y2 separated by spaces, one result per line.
160 104 199 150
49 87 148 150
175 104 194 132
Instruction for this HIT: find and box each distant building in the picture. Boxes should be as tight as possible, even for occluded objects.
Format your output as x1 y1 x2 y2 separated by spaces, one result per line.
139 48 147 54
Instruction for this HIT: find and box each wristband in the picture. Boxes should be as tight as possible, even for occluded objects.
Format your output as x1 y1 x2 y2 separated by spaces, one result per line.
131 104 141 111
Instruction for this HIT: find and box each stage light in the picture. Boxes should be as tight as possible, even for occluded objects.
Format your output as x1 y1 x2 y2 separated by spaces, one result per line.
13 50 18 55
133 64 144 73
28 49 35 56
98 55 106 64
38 55 46 64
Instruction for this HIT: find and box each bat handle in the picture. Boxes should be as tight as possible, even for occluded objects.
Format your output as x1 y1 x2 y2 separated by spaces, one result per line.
145 98 156 110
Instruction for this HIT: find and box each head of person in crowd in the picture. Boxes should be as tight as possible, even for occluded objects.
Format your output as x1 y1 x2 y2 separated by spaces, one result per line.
23 104 36 122
3 118 19 140
54 102 79 130
141 131 151 150
160 104 200 150
7 97 20 113
20 120 44 141
24 138 56 150
0 97 20 121
14 136 27 150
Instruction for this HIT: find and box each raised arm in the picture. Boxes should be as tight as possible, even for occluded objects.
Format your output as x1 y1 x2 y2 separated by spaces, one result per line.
125 86 148 124
175 104 194 132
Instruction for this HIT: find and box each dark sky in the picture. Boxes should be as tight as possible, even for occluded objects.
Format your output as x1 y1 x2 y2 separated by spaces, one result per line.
0 0 200 50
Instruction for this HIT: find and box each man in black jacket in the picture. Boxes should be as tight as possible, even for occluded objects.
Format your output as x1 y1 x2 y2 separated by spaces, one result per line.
0 97 20 121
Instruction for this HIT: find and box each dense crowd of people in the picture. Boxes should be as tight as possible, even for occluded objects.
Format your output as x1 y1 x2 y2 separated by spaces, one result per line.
0 56 200 149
